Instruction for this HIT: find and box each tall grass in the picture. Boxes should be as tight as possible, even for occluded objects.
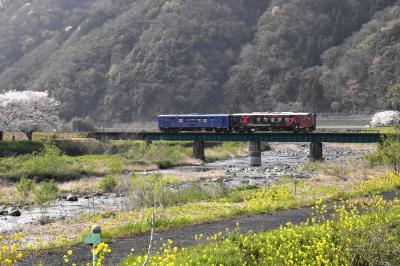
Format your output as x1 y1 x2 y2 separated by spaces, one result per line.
0 143 80 181
128 174 229 209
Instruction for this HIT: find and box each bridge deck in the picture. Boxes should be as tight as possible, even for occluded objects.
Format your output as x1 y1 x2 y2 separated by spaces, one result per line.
88 132 391 143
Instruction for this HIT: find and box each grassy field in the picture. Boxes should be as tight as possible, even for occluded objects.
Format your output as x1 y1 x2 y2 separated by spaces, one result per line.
0 139 246 205
0 134 398 265
0 140 246 182
2 170 398 253
363 126 398 133
122 196 400 265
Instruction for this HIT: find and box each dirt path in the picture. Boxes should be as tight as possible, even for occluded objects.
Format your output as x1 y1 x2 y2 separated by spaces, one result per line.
19 190 400 266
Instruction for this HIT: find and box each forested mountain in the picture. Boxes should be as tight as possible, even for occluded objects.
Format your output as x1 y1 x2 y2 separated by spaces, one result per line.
0 0 399 122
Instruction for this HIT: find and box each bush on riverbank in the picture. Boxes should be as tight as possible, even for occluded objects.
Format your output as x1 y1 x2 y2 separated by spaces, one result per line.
0 141 43 157
98 175 118 192
128 174 229 209
366 134 400 173
0 144 81 182
0 138 109 157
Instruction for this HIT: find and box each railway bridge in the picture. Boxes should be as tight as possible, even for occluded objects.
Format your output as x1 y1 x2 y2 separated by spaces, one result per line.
88 132 391 166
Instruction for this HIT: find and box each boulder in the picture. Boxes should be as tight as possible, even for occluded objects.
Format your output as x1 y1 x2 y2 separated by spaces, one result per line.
66 194 78 202
9 209 21 217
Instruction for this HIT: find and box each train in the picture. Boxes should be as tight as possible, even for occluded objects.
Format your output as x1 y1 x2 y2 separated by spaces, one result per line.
158 112 317 133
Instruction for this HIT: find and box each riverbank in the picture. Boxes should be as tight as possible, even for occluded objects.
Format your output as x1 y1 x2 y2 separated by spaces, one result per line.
1 142 391 252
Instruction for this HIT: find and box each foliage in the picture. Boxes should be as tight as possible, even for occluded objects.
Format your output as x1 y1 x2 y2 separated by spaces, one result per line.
370 110 400 126
92 242 111 266
129 173 228 209
101 172 400 245
70 117 96 132
366 134 400 172
123 196 400 265
2 171 400 252
22 143 74 181
33 180 59 205
0 140 43 156
225 0 397 114
15 177 35 201
0 242 23 265
2 0 399 120
125 141 188 164
0 90 59 140
98 175 118 192
51 138 107 156
0 140 244 182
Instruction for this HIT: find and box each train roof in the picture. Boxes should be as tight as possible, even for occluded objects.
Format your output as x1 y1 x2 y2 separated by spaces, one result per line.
231 112 314 116
158 114 230 117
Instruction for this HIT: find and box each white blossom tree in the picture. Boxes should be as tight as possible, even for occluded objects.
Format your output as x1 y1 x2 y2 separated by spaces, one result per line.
0 94 6 140
370 111 400 127
0 91 22 141
0 90 59 140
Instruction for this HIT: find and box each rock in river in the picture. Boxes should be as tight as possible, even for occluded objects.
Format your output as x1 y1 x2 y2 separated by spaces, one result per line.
67 194 79 202
9 209 21 217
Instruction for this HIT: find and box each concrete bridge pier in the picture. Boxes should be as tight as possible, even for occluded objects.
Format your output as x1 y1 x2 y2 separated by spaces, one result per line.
248 141 262 167
310 142 323 161
193 141 205 160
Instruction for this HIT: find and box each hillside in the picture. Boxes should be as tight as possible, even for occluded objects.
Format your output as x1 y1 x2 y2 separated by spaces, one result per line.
0 0 399 122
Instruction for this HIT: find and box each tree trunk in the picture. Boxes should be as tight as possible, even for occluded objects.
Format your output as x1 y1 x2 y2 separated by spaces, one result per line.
0 131 3 141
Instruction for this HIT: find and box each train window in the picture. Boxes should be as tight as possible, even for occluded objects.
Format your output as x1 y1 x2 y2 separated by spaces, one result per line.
270 118 275 122
276 117 282 122
203 118 207 123
297 117 301 122
179 119 183 123
197 118 201 123
284 117 289 122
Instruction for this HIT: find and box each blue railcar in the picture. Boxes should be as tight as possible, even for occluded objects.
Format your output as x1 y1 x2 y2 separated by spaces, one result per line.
158 114 231 133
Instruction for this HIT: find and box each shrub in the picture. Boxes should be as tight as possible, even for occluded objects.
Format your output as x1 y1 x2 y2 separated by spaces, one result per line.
129 173 228 208
107 158 123 174
99 175 118 192
70 117 97 132
33 180 59 205
0 141 43 157
23 143 75 181
125 141 186 166
366 134 400 173
15 177 35 197
52 138 107 155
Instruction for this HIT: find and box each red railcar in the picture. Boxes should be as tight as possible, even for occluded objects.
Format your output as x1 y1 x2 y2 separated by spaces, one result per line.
230 112 316 133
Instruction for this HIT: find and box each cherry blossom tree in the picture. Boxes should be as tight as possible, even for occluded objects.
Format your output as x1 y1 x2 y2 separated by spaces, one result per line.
0 94 6 140
0 91 22 141
0 90 59 140
370 111 400 127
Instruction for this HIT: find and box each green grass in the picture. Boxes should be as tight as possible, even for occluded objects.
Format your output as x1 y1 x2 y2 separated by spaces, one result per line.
363 126 397 133
205 142 247 162
24 171 400 251
4 170 400 255
0 141 247 182
0 140 43 155
121 196 400 266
